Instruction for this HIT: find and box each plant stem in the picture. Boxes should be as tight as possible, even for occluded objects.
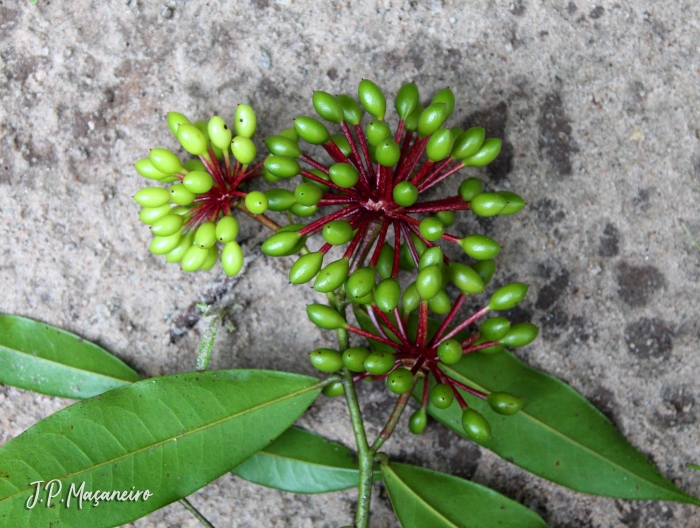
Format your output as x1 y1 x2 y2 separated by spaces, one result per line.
179 498 216 528
370 384 415 453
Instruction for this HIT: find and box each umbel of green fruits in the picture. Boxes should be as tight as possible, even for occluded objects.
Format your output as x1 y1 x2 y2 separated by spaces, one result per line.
133 105 278 276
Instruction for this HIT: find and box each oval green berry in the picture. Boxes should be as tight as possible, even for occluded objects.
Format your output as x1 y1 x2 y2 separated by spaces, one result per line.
216 215 239 243
322 220 354 246
452 127 485 160
134 187 171 208
265 188 297 211
329 163 359 188
437 339 462 365
430 384 454 409
387 368 414 395
366 120 392 147
177 123 208 156
352 290 375 305
150 231 182 255
435 210 455 227
428 290 451 314
261 231 302 256
342 347 370 372
448 262 484 294
487 392 524 416
294 116 330 145
405 102 423 132
264 135 301 158
295 183 323 207
460 235 500 260
470 193 507 217
312 91 343 123
462 408 492 442
289 252 324 284
418 103 448 137
419 217 444 242
306 304 347 330
207 116 233 151
149 148 183 174
151 214 184 237
234 104 256 138
402 282 420 313
221 241 244 276
322 381 345 398
488 282 529 311
393 181 418 207
182 170 214 194
395 82 419 120
416 265 442 300
314 258 350 293
364 352 396 375
458 177 483 202
231 136 257 165
431 87 455 119
376 139 401 167
479 344 505 355
496 191 526 216
135 158 167 181
245 191 268 214
139 203 173 225
166 232 195 263
358 79 386 120
169 184 195 206
181 245 209 272
500 322 539 347
337 94 363 125
374 278 401 313
408 408 427 434
450 127 464 142
194 221 217 249
183 158 207 172
201 246 219 271
463 138 502 167
480 317 511 341
418 247 443 271
167 112 190 136
309 348 344 373
347 267 376 299
279 127 298 141
426 128 454 162
303 168 330 191
471 259 496 286
376 244 394 280
264 155 301 179
331 134 352 156
290 203 318 218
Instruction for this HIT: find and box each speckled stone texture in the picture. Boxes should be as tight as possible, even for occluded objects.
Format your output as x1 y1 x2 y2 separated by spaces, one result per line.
1 0 700 526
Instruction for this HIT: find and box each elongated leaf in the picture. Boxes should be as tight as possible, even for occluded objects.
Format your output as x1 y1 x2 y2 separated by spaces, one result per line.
233 426 379 493
382 462 549 528
0 370 323 527
0 315 140 398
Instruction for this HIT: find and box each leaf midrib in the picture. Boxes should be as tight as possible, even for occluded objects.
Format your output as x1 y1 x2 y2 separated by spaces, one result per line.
0 379 323 503
253 449 358 473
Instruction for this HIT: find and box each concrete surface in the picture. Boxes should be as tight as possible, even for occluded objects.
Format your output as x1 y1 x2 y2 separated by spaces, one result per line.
1 0 700 526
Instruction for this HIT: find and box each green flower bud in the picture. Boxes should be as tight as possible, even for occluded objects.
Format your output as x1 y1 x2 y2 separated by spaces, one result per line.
151 214 184 237
261 231 302 256
426 129 454 162
478 344 505 355
337 94 363 125
149 148 183 174
463 138 502 167
139 203 173 225
458 177 483 201
479 317 511 341
234 104 257 138
462 409 492 442
418 247 443 271
264 135 301 158
387 367 414 395
376 244 394 280
329 163 359 188
496 191 526 216
231 136 257 165
134 187 171 208
448 262 484 294
402 282 420 313
419 217 444 242
322 381 345 397
312 91 344 123
289 252 324 284
290 203 318 217
207 116 233 151
135 158 168 181
303 168 330 191
374 278 401 313
306 304 347 330
500 322 538 347
182 170 214 194
183 158 207 172
309 348 344 373
221 240 244 276
470 193 507 217
393 181 418 207
431 87 455 119
409 408 427 434
366 120 392 147
358 79 386 120
395 82 419 120
460 235 500 260
150 231 182 255
417 103 448 137
314 258 350 293
430 384 454 409
489 282 529 311
347 267 376 299
435 210 455 227
451 127 485 160
215 215 239 243
244 191 268 214
181 245 209 272
177 123 209 156
322 220 354 246
263 189 295 212
294 183 322 207
265 155 301 179
294 116 330 145
194 221 217 249
279 127 298 141
343 346 370 372
487 392 524 416
428 290 451 315
201 246 219 271
167 112 190 136
437 339 462 364
471 259 496 286
364 352 396 375
405 102 423 132
170 184 196 206
166 232 195 263
375 139 401 167
416 265 442 300
331 134 352 156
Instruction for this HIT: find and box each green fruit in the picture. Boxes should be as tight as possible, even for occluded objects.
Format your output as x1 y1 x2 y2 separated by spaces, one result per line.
328 163 359 188
366 120 392 146
488 282 529 311
460 235 500 260
437 339 462 364
450 127 464 142
139 203 173 224
425 128 454 162
266 188 297 211
471 259 496 286
182 171 214 193
183 158 207 172
331 134 352 156
393 181 418 207
428 290 451 315
419 218 444 242
231 136 257 165
322 381 345 397
314 258 350 293
294 183 323 207
430 384 454 409
264 135 301 158
387 368 414 395
358 79 386 120
451 127 485 160
405 102 423 132
376 139 401 167
290 203 318 217
374 278 401 313
261 231 302 256
149 231 182 255
376 244 394 280
170 184 196 206
417 103 448 137
479 344 505 355
462 409 492 442
416 265 442 300
458 177 483 201
347 267 376 299
216 216 239 243
194 221 217 249
207 116 233 151
263 169 281 183
337 94 363 125
322 220 353 246
234 104 256 138
352 290 375 305
463 138 502 167
264 155 301 179
418 247 443 271
470 193 507 217
431 87 455 119
408 408 427 434
435 210 455 227
177 123 209 155
496 191 526 215
134 187 170 208
402 282 420 313
400 242 416 271
395 82 419 120
135 158 168 181
364 352 396 375
289 252 324 284
479 317 511 341
245 191 268 214
221 241 244 276
166 232 195 263
342 347 370 372
487 392 524 416
151 214 184 236
294 116 330 145
309 348 344 373
149 148 183 174
500 322 539 347
181 245 209 271
313 90 344 123
167 112 190 136
279 127 298 141
201 246 219 271
449 262 484 294
306 304 347 330
303 168 330 191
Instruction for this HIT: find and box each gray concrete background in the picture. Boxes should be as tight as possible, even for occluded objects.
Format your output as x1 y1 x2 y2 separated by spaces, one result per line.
1 0 700 526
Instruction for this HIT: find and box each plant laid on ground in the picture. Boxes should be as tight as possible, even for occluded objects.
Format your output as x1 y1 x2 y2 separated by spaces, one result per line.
0 80 697 528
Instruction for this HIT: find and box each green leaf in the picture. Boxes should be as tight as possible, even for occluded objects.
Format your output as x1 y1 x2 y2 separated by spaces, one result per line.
0 370 323 527
0 314 141 398
381 462 549 528
233 426 379 493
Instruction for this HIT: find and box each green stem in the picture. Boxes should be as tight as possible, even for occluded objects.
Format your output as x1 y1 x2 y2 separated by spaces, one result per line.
370 385 414 454
179 498 216 528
